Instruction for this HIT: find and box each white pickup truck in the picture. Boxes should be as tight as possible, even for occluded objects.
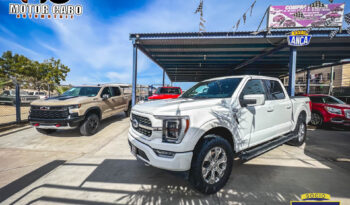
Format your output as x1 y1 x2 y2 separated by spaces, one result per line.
128 75 311 194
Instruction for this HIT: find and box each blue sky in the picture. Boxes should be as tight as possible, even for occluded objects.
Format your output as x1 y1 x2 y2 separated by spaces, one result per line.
0 0 349 90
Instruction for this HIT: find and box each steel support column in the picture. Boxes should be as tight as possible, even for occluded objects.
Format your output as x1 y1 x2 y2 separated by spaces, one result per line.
132 39 138 107
15 83 21 123
162 70 165 86
306 69 310 94
288 47 297 96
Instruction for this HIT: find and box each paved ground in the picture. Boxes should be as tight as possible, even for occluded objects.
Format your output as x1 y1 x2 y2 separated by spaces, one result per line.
0 114 349 205
0 105 30 125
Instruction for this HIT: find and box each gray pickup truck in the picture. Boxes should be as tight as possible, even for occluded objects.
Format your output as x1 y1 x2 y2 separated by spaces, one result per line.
0 90 39 105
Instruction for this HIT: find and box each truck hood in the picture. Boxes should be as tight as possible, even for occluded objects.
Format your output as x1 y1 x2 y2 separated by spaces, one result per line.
133 98 226 115
31 96 97 106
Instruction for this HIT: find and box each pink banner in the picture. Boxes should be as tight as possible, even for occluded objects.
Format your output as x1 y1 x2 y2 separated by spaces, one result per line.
268 3 345 29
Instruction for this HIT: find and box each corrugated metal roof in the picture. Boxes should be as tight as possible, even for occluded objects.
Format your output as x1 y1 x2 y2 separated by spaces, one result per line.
130 30 350 82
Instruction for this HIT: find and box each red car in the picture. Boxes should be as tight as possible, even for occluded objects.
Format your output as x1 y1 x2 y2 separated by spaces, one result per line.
302 94 350 127
148 86 182 100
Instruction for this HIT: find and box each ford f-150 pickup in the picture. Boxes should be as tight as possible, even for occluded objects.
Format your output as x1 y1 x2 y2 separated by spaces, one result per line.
128 75 311 194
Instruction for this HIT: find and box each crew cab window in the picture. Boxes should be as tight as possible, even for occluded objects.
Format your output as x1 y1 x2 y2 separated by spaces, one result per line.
239 79 266 101
100 87 112 97
264 80 285 100
112 87 121 96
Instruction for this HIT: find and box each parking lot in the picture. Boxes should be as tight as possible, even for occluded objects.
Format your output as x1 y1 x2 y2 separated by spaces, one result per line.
0 114 349 205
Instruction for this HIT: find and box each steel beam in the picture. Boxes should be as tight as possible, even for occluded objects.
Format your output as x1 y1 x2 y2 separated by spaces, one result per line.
288 47 297 96
132 38 138 107
306 69 310 94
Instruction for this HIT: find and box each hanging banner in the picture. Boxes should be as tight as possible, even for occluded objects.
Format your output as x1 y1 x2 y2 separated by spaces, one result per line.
267 3 345 29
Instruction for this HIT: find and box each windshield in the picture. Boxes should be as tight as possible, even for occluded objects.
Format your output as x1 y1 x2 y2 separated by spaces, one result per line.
310 96 345 104
181 78 242 99
155 87 181 95
62 87 101 97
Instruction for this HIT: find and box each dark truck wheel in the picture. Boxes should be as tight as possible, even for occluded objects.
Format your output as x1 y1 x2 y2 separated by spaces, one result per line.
287 115 306 146
190 135 233 194
36 128 56 134
80 113 100 136
125 103 131 117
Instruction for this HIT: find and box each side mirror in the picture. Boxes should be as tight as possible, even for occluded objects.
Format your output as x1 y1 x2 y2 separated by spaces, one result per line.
102 94 110 100
241 94 265 107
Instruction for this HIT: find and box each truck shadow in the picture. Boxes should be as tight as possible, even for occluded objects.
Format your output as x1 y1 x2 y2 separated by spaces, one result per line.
46 113 127 138
3 158 350 204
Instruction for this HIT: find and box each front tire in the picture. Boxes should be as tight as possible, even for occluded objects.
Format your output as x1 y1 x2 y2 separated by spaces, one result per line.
80 113 100 136
36 128 56 135
189 135 233 194
311 112 323 127
287 115 306 146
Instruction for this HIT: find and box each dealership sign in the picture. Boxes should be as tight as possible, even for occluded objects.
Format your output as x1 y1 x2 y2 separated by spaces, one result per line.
268 3 345 29
9 0 82 19
288 30 311 47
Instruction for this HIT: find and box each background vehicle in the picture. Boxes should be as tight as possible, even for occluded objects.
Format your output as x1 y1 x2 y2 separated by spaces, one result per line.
128 75 311 194
148 86 182 100
29 84 132 136
303 94 350 127
28 91 47 99
0 90 39 105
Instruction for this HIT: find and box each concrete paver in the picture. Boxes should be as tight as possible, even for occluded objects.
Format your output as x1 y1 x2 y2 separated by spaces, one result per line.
0 114 349 204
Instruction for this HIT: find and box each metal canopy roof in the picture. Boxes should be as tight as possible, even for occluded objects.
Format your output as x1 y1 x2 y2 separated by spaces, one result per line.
130 30 350 82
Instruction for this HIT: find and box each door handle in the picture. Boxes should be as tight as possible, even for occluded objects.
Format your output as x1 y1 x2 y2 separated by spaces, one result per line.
286 105 292 109
267 108 274 112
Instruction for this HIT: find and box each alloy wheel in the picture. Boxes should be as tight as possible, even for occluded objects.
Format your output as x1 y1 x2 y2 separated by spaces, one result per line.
201 147 227 184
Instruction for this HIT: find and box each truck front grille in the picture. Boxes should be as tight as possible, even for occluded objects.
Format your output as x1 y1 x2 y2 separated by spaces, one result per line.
131 113 152 137
30 106 69 119
132 114 152 127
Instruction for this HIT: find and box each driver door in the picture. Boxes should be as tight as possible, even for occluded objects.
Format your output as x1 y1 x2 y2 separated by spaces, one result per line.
100 87 114 119
237 79 273 148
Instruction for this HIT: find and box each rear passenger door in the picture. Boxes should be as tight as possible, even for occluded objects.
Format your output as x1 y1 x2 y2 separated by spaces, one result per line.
263 80 293 135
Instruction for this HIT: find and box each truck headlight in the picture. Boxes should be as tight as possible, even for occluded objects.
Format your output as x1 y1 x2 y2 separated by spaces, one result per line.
156 116 190 143
326 106 342 115
68 104 81 113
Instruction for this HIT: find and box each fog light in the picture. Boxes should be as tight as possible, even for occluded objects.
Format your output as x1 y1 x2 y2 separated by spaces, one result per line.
154 149 175 158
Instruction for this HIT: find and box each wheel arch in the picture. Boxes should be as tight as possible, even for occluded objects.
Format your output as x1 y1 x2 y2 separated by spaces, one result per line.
194 126 235 154
84 106 102 119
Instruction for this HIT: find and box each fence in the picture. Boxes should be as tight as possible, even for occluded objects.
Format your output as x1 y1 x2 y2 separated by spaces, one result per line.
0 81 54 127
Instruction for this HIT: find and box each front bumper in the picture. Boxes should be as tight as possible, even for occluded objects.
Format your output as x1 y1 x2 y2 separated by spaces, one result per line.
329 118 350 126
128 133 193 171
28 116 85 129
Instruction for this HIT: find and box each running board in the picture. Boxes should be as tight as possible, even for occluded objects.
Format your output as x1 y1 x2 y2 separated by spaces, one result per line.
239 133 297 161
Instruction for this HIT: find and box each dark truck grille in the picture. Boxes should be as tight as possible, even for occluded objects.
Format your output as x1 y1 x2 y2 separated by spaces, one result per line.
30 106 69 119
132 113 152 137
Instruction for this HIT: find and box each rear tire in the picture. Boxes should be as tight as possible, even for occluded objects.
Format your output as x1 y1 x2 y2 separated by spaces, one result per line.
189 135 233 194
79 113 100 136
125 104 131 117
287 115 306 146
36 128 56 135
